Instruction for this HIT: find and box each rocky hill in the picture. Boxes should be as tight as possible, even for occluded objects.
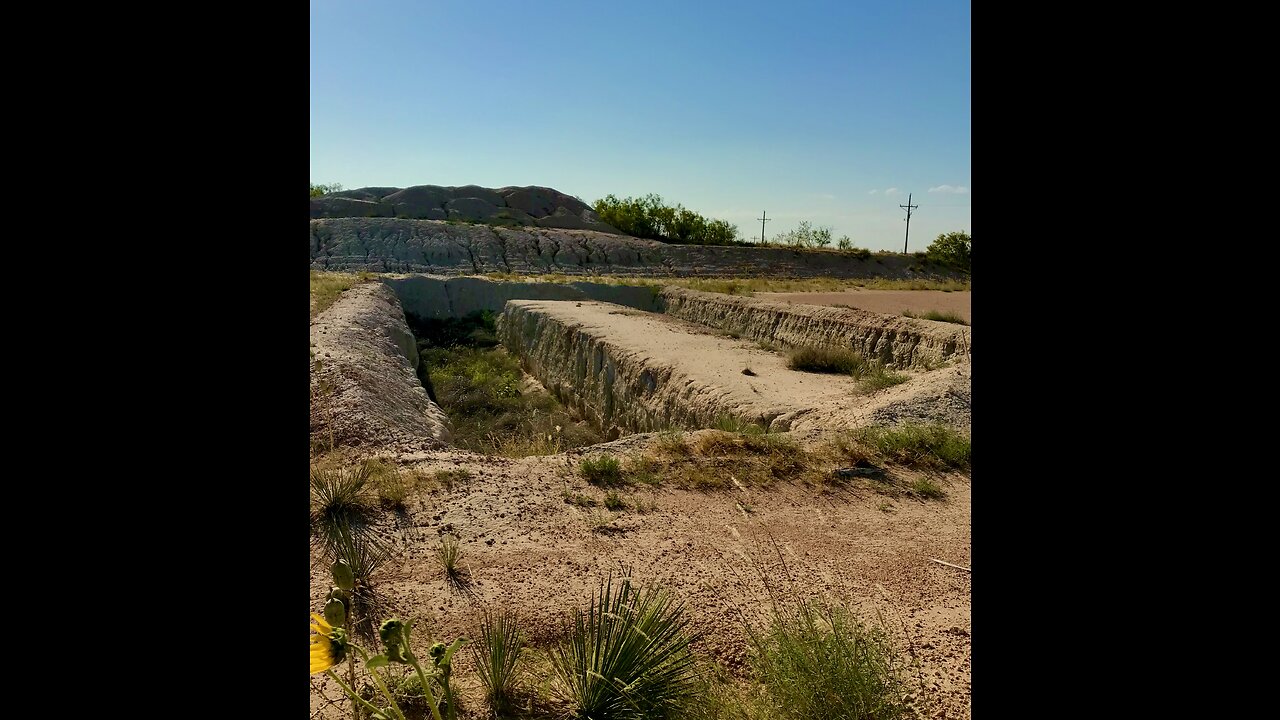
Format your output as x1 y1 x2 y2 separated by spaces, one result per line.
311 217 960 279
310 183 966 279
310 184 619 233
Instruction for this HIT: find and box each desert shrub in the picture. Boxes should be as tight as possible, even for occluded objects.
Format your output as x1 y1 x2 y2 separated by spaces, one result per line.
902 309 969 325
925 231 971 272
787 347 869 375
593 193 744 246
310 182 343 197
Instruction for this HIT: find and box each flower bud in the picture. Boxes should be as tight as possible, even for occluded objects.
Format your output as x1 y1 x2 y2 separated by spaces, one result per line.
324 597 347 627
379 619 404 644
332 560 355 591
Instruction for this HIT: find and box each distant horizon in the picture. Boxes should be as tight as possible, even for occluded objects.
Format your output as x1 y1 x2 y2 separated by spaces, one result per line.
311 0 970 253
310 180 965 250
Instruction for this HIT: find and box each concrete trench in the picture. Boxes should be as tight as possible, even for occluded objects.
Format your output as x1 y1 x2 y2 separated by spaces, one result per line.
311 275 972 453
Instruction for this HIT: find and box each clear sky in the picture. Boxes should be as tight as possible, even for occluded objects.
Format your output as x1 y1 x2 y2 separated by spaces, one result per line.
310 0 970 252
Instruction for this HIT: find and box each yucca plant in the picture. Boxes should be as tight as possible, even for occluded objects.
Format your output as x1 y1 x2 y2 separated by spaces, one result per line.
471 609 525 716
437 534 464 583
309 463 379 558
552 573 701 719
331 527 394 644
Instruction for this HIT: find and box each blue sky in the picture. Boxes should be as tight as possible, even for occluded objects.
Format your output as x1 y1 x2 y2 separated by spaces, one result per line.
310 0 970 252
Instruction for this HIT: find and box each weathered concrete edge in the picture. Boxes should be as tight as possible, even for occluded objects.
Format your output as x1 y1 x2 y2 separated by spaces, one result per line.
496 301 796 435
657 287 971 369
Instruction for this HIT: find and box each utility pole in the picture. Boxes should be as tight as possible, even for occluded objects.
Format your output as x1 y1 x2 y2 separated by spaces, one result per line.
900 193 918 254
758 211 770 245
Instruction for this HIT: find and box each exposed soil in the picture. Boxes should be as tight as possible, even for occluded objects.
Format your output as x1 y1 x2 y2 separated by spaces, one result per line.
310 443 971 720
756 289 973 324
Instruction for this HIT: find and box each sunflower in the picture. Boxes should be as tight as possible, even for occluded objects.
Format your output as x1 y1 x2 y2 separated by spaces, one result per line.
310 612 347 674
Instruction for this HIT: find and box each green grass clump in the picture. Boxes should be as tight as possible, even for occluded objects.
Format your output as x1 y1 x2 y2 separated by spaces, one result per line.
749 599 908 720
309 270 374 317
472 609 525 716
604 491 626 511
858 366 910 393
434 468 471 491
579 455 623 486
362 457 413 510
854 423 971 470
787 347 869 375
563 490 598 507
903 309 969 325
552 574 701 719
910 477 946 499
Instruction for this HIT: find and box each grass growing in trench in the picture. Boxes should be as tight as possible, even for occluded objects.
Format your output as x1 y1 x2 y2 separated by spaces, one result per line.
408 311 606 457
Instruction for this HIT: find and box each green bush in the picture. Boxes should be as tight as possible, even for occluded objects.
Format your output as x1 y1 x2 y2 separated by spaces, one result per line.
310 182 343 198
772 220 833 249
925 231 971 272
593 193 744 246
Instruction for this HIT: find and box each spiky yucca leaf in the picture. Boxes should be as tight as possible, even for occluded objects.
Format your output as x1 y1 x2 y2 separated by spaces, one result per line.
472 609 525 715
309 463 378 557
552 573 701 719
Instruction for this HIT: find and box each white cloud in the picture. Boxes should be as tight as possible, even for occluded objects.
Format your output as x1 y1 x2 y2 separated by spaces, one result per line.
885 188 899 196
868 189 878 195
928 185 969 194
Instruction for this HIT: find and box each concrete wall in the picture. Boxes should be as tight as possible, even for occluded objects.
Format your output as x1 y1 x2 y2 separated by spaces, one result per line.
658 288 971 369
382 275 662 320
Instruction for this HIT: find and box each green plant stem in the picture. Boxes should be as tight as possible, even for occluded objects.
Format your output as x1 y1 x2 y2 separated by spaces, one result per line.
325 668 385 719
351 645 407 720
347 622 359 720
408 656 445 720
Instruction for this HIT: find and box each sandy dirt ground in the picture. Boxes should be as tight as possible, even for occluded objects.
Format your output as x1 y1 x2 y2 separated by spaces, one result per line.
756 289 972 324
310 446 972 720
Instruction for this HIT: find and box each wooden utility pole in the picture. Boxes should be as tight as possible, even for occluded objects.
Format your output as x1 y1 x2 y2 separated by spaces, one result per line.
900 193 918 254
758 211 770 245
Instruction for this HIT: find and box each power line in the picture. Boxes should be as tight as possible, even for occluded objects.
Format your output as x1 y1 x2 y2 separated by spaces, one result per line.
758 211 770 245
899 193 918 254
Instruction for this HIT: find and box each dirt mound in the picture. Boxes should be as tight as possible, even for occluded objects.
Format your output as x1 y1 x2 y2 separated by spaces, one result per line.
309 282 452 453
